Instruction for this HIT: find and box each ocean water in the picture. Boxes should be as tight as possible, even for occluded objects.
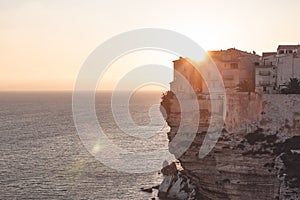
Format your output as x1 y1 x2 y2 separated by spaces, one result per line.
0 91 172 199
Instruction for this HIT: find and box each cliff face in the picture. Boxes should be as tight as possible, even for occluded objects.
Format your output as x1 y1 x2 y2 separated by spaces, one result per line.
160 93 300 200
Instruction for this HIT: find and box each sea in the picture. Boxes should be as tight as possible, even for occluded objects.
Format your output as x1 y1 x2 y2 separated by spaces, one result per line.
0 91 173 199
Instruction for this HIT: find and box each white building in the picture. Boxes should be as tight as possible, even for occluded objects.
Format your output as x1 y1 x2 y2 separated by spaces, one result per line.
256 45 300 93
276 45 300 90
255 52 277 93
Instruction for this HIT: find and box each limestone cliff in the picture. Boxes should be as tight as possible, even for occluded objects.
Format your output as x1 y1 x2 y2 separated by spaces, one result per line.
160 92 300 200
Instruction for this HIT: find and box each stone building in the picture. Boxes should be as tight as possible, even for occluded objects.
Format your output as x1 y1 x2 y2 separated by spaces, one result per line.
208 48 260 91
170 57 203 94
170 48 260 94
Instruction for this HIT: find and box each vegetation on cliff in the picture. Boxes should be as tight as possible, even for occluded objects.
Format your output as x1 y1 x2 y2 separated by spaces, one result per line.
281 78 300 94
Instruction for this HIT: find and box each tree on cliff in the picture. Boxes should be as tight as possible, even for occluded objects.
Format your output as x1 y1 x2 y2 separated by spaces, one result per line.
236 80 254 93
281 78 300 94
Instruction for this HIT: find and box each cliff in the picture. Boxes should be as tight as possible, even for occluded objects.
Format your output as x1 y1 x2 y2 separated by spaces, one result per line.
160 92 300 200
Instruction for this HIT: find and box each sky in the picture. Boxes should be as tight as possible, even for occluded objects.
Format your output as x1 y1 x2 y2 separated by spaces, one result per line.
1 0 300 91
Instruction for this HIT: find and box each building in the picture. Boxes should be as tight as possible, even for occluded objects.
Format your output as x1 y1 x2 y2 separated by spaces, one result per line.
208 48 260 91
170 48 260 94
170 57 203 94
255 52 277 93
256 45 300 93
276 45 300 90
170 45 300 95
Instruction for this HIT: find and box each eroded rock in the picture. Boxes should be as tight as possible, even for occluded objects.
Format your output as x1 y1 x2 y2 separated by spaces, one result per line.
160 93 300 199
158 163 199 200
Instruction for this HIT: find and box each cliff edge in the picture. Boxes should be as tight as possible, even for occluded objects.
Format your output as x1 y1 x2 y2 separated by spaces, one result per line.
160 92 300 200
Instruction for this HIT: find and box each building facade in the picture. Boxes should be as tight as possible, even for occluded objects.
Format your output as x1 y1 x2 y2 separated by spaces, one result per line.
255 52 277 93
276 45 300 89
209 48 260 91
170 48 260 94
170 45 300 95
256 45 300 93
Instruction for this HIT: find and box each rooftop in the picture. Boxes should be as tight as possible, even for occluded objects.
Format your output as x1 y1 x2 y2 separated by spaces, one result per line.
277 45 300 50
208 48 259 61
262 52 277 58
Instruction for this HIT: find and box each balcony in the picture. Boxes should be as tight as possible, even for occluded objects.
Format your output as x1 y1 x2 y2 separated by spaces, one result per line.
259 81 271 86
258 71 271 76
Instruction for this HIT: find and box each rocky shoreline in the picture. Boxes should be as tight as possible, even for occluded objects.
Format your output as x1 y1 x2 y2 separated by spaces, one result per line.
158 162 198 200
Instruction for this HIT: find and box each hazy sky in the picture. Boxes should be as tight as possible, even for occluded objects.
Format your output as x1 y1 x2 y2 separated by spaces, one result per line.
1 0 300 91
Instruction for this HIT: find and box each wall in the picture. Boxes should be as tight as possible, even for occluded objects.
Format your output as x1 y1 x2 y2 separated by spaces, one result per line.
277 55 300 87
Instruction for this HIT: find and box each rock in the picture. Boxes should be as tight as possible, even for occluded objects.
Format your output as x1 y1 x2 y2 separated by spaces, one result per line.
275 151 300 199
158 171 198 199
160 92 300 199
161 162 177 176
152 185 160 190
140 187 152 193
158 174 175 198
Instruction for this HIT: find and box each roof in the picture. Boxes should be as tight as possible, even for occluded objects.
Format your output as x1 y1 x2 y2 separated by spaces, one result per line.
209 48 258 55
255 65 275 69
208 48 259 61
277 45 300 50
262 52 277 57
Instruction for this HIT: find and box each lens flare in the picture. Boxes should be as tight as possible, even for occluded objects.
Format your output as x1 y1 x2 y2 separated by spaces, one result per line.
92 143 101 155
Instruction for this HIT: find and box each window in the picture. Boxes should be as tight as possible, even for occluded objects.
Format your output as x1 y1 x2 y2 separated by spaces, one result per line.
279 50 285 54
260 81 270 86
259 71 271 76
289 50 293 54
230 63 238 69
